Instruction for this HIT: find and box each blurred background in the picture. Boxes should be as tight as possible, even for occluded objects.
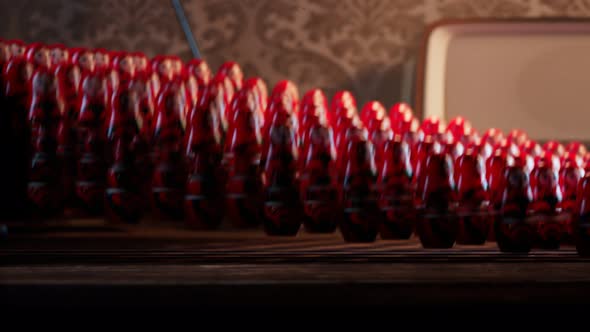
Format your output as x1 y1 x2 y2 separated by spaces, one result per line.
0 0 586 106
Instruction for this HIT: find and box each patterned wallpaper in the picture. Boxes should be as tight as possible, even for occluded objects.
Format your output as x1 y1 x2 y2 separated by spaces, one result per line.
1 0 590 107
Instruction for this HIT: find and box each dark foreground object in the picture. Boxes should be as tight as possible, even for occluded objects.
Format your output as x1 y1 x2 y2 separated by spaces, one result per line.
2 221 590 309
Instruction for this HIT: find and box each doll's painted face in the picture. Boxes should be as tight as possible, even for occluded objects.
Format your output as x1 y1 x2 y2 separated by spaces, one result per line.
78 51 96 72
228 64 243 89
118 55 136 76
134 55 148 73
193 61 211 83
172 59 183 76
10 42 25 58
33 47 52 68
50 47 69 65
94 51 110 70
158 59 174 79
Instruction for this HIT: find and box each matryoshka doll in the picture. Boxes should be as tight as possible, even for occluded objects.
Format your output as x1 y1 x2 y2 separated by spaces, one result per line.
298 89 328 158
132 52 149 76
559 152 584 243
210 72 234 139
75 52 109 216
94 48 111 72
150 55 174 102
105 82 144 223
360 101 391 173
111 52 136 97
377 133 414 239
338 124 380 242
454 143 489 244
414 142 458 248
49 44 69 69
26 64 65 216
298 89 338 233
129 66 155 197
151 85 187 220
54 48 80 210
263 80 299 140
445 116 477 160
224 86 263 228
184 83 224 229
217 61 243 91
168 55 191 110
495 154 534 253
185 58 210 111
244 77 268 128
331 90 358 153
260 82 303 236
529 152 563 249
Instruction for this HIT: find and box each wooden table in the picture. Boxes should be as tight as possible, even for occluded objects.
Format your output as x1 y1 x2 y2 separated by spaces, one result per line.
2 220 590 311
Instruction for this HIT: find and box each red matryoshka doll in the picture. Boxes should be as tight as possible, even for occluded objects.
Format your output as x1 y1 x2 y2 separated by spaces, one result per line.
169 55 186 80
389 102 415 138
111 52 136 95
217 61 243 91
71 48 96 75
330 90 358 151
244 77 268 127
151 85 187 220
414 142 458 248
132 52 149 76
263 80 299 140
480 128 504 161
298 89 328 155
485 139 512 241
412 116 445 173
93 48 111 72
338 124 380 242
519 139 542 175
150 55 174 100
445 116 477 160
495 154 534 253
454 144 489 244
224 86 264 228
377 133 414 239
185 58 209 110
167 55 192 109
105 82 144 223
1 41 35 218
75 64 108 215
559 152 584 243
260 87 303 236
54 49 81 209
25 43 52 70
26 66 65 216
210 72 234 137
184 83 224 229
506 129 528 147
529 152 563 249
298 94 338 233
49 44 69 69
360 101 391 172
573 171 590 256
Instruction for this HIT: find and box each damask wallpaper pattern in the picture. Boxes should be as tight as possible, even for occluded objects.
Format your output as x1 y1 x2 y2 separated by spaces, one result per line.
1 0 589 106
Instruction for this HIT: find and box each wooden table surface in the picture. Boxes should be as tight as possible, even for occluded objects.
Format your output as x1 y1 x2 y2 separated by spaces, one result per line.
2 220 590 308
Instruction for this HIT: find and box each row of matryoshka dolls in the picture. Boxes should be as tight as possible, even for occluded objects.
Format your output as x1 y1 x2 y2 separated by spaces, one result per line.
2 39 590 254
